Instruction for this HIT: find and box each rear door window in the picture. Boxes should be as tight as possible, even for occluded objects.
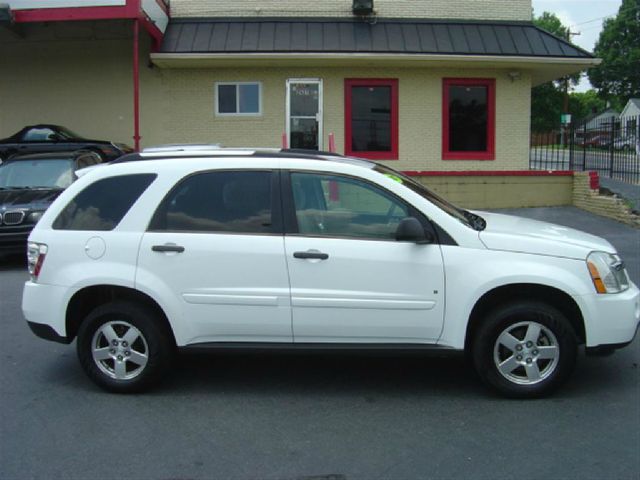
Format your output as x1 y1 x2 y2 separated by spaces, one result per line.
53 174 156 230
149 170 279 234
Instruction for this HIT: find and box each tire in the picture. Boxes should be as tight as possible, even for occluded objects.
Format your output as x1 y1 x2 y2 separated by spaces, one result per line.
76 300 173 393
471 301 577 398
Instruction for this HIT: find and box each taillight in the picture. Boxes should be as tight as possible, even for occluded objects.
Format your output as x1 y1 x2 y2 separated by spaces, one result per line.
27 242 48 281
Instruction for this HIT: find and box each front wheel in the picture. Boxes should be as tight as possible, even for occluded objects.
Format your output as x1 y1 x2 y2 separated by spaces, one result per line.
77 301 173 393
471 302 577 398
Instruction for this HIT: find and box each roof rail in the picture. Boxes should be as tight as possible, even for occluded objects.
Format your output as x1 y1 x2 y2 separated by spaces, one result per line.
110 147 375 168
142 143 223 153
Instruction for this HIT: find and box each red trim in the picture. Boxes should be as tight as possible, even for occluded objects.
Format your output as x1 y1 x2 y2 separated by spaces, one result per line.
13 1 140 22
329 180 340 201
139 15 163 51
133 19 141 151
403 170 574 177
345 78 399 160
442 78 495 161
589 171 600 189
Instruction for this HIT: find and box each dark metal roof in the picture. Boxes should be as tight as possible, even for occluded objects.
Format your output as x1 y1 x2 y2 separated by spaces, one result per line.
160 18 593 58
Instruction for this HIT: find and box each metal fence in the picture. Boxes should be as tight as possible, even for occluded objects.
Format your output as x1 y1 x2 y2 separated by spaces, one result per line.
530 114 639 184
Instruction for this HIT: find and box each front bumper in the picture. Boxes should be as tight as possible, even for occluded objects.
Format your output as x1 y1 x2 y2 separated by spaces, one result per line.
580 281 640 348
0 225 32 253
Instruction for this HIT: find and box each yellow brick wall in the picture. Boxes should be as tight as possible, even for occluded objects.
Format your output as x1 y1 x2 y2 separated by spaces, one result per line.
0 22 165 149
171 0 532 21
156 66 532 171
0 24 532 172
415 175 573 208
573 173 640 227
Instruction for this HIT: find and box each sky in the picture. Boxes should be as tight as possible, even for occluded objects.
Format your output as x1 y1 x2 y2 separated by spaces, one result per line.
532 0 623 92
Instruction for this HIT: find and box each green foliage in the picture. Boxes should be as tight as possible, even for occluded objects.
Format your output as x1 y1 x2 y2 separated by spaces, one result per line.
535 11 569 39
588 0 640 106
530 11 581 132
568 90 607 123
531 82 563 132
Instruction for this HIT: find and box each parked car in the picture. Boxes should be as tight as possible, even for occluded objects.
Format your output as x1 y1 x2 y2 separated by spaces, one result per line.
612 135 636 151
0 150 103 254
0 125 133 162
577 134 610 148
22 149 639 397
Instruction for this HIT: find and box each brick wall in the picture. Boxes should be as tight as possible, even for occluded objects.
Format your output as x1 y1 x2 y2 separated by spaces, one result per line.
573 172 640 227
157 66 532 172
413 173 573 208
0 22 165 148
170 0 533 21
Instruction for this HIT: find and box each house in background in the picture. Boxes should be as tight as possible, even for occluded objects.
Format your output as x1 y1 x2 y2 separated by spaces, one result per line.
619 98 639 144
0 0 601 207
582 108 620 131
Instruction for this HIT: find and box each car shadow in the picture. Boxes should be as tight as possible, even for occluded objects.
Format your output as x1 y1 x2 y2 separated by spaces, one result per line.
41 344 637 400
161 352 488 398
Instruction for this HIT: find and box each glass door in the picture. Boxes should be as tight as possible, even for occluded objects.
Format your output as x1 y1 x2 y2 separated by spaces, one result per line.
286 79 323 150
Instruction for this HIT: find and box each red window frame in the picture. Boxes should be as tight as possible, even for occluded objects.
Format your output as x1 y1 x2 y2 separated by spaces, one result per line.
442 78 495 161
344 79 399 160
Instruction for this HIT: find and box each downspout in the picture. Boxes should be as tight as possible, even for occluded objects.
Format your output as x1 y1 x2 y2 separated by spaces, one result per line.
133 18 141 151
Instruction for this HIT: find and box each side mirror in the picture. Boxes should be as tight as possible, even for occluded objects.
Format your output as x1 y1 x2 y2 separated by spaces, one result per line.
395 217 433 244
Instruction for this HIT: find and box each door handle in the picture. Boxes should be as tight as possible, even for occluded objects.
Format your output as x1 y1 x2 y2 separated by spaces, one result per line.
293 251 329 260
152 244 185 253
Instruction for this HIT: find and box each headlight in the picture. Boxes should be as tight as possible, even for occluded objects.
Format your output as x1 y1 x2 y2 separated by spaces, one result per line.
587 251 630 294
27 211 45 224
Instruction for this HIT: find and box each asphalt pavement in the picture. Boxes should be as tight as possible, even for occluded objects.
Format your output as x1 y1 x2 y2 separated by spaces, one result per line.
0 206 638 480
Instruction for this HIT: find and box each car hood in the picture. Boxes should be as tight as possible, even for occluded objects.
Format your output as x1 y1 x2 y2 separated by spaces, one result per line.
477 211 615 259
0 188 63 210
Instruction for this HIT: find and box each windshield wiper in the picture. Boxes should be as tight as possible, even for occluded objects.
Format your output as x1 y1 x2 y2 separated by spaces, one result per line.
461 210 487 231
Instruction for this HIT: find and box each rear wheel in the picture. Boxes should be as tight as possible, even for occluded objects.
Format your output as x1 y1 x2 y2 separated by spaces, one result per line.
77 301 173 393
472 301 577 398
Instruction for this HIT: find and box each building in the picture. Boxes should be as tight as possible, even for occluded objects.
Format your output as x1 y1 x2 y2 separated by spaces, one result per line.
0 0 600 206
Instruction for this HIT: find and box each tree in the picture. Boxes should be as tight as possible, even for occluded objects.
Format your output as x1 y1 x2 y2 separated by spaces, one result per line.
588 0 640 107
531 11 578 132
568 90 607 123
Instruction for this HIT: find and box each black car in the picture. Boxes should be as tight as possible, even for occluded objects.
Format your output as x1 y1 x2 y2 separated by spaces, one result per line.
0 125 133 162
0 150 103 255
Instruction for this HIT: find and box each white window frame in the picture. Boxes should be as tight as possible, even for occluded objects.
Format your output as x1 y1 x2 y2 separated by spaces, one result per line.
215 82 263 117
286 78 323 150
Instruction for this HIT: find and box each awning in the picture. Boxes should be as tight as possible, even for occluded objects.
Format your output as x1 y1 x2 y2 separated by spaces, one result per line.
151 18 599 85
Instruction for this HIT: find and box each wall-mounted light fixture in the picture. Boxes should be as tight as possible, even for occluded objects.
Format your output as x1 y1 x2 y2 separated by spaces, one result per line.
507 71 522 82
353 0 374 16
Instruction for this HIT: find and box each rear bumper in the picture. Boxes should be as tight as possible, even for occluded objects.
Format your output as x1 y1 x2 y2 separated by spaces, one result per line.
22 281 72 341
27 321 70 344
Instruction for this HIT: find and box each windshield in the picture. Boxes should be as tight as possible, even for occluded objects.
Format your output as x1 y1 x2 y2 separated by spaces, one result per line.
374 164 486 231
0 159 75 189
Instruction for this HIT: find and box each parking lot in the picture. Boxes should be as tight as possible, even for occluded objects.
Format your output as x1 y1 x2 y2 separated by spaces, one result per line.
0 206 638 480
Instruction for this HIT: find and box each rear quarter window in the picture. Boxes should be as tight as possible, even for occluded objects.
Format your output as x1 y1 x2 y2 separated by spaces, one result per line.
52 174 156 231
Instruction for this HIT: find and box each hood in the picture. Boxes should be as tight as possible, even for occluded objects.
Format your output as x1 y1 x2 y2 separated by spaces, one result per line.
477 212 615 259
0 187 63 210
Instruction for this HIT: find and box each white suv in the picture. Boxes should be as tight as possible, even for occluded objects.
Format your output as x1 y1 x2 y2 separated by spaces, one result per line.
22 149 640 397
